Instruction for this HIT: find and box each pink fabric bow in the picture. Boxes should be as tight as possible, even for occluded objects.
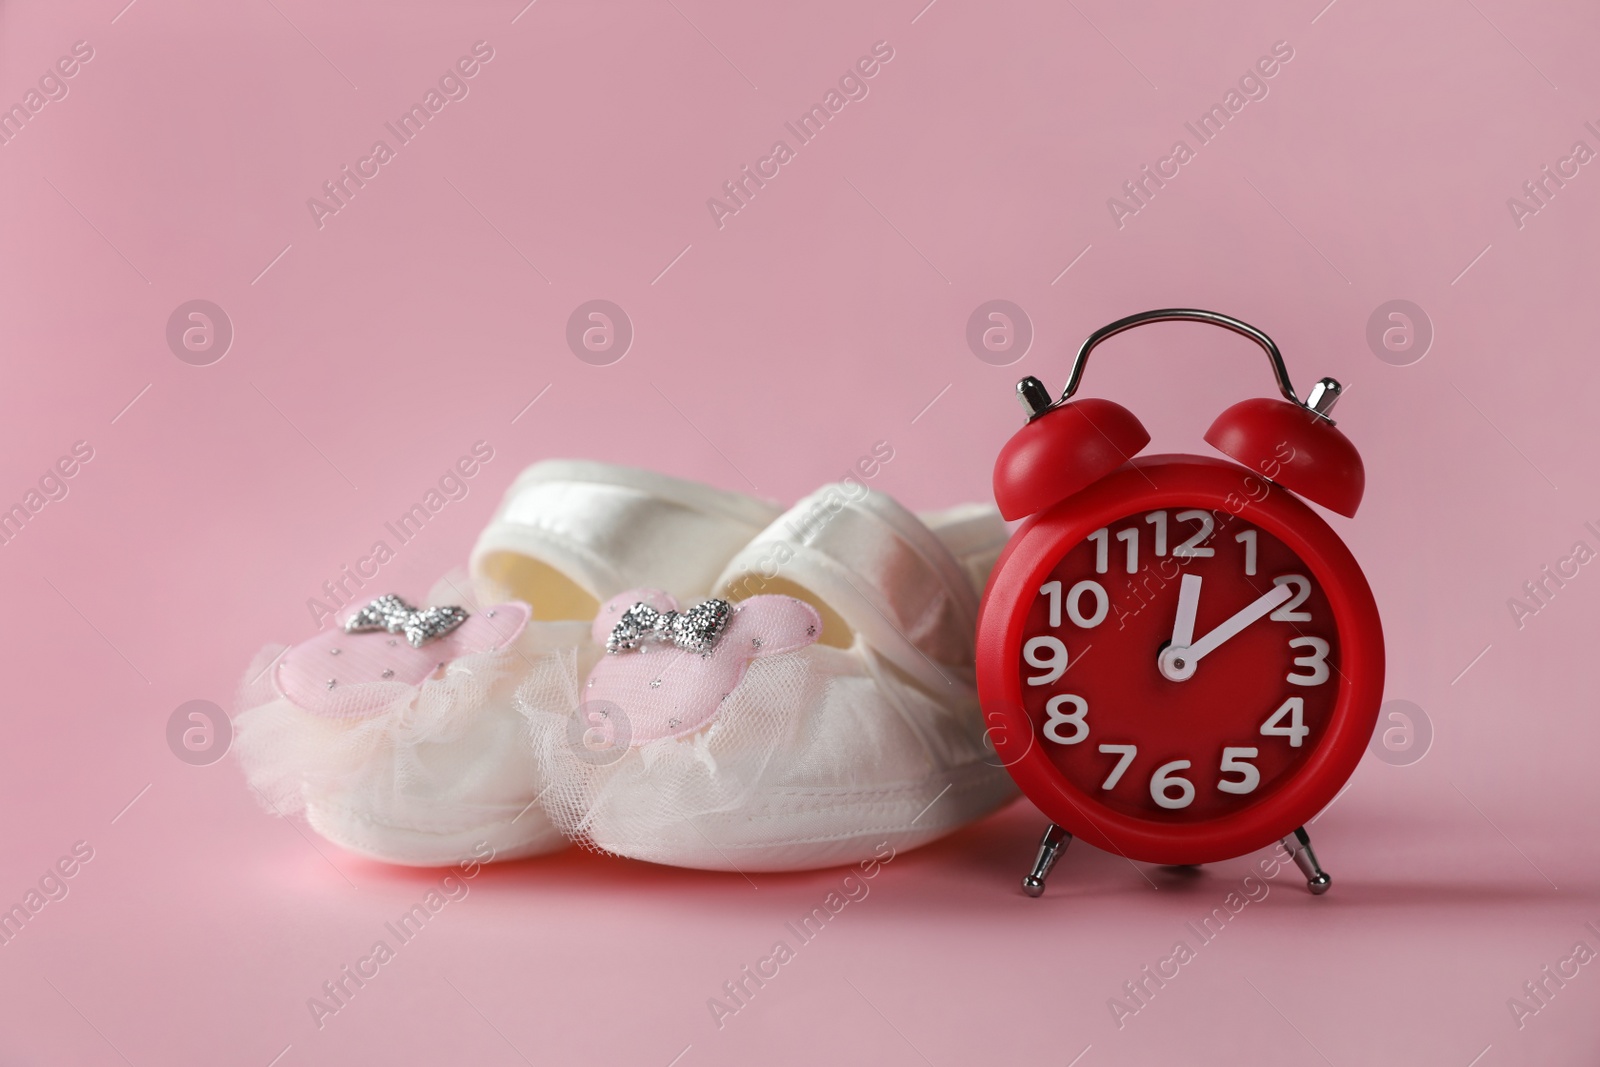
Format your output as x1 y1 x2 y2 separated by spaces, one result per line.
583 588 821 745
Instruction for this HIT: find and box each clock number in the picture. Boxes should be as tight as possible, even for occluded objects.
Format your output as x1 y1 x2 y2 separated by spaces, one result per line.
1114 528 1139 573
1286 637 1330 686
1040 580 1108 629
1097 744 1137 789
1172 510 1216 558
1260 696 1309 747
1087 528 1109 574
1042 694 1089 744
1270 574 1312 621
1150 760 1195 809
1066 580 1109 628
1040 580 1062 627
1144 511 1168 556
1235 529 1257 576
1023 636 1069 686
1217 747 1261 794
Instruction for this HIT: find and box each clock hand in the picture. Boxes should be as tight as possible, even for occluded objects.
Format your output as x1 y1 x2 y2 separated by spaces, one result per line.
1171 574 1201 649
1158 581 1293 682
1186 582 1292 659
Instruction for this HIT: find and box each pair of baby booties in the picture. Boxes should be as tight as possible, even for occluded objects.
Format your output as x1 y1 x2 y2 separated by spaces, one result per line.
234 460 1019 871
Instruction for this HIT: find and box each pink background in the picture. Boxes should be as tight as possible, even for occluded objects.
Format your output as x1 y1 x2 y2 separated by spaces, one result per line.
1 0 1597 1062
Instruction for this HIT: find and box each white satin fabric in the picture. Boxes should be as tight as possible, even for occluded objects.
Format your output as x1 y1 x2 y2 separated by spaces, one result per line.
470 459 783 609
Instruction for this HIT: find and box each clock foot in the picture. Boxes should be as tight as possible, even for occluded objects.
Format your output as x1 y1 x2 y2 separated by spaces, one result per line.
1281 825 1331 895
1021 823 1071 897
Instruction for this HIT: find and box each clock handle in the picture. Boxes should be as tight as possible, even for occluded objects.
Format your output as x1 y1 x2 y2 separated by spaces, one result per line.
1281 825 1333 895
1057 308 1337 422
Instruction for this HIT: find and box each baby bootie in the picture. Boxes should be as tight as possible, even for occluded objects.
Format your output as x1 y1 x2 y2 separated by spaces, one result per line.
525 482 1019 871
233 461 781 867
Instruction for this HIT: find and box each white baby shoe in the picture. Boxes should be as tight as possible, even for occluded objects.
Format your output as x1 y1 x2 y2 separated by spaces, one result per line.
523 482 1020 872
233 461 781 867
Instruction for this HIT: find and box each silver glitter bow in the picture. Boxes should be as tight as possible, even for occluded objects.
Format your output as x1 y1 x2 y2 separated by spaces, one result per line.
606 598 732 656
344 594 469 648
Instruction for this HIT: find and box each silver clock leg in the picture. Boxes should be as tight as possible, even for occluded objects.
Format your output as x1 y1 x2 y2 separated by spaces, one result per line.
1281 825 1331 895
1021 823 1071 897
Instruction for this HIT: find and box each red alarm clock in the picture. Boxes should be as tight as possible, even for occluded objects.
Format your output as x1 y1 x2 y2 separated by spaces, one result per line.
976 309 1384 897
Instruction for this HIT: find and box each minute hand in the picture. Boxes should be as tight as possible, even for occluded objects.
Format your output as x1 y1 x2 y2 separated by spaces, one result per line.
1181 583 1294 663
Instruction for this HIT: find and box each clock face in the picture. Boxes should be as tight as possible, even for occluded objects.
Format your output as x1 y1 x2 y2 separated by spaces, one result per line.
977 455 1384 864
1018 507 1338 824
